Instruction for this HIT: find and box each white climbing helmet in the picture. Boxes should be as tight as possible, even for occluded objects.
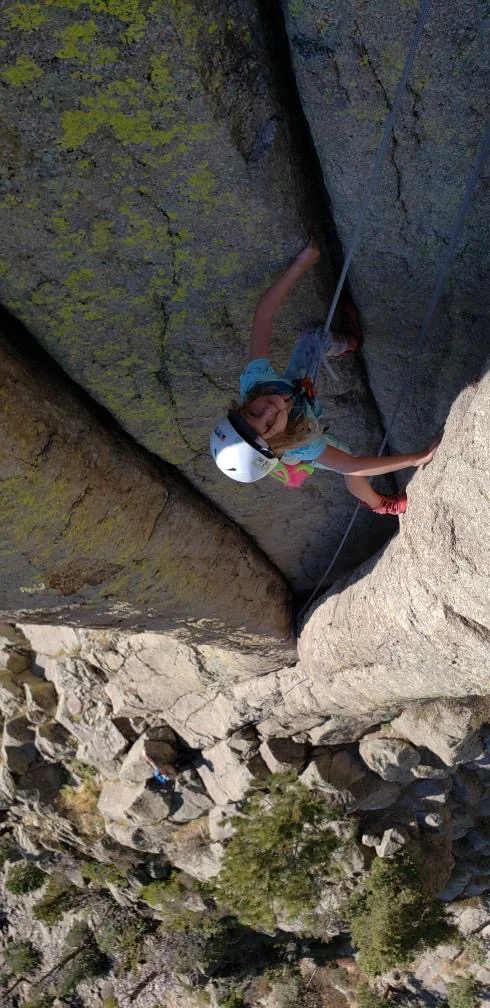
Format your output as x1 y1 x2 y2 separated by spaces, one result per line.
210 411 280 483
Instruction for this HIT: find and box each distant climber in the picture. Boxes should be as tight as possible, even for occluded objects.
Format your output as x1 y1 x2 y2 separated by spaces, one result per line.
210 236 439 514
145 753 178 788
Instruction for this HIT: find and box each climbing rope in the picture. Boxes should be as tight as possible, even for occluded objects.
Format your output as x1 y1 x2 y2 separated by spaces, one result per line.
297 117 490 623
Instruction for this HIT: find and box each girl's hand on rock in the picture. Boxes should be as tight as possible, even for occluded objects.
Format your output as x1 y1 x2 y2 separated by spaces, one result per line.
297 234 321 266
417 437 442 467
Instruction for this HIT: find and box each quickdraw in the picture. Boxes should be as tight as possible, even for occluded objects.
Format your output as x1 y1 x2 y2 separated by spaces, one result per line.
293 376 316 404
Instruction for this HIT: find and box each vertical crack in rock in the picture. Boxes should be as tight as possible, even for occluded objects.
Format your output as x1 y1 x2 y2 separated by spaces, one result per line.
257 1 392 440
353 26 409 228
257 0 346 274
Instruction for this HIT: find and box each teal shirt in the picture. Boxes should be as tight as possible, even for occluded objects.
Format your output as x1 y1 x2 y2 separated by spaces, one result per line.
239 358 350 467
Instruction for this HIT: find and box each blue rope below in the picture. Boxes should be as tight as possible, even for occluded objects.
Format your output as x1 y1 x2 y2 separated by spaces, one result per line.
298 119 490 625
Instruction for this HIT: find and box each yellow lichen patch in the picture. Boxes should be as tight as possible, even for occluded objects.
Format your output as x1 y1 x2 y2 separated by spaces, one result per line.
1 55 43 85
217 251 241 277
187 162 216 208
47 0 147 43
56 20 98 63
64 266 96 292
5 2 46 30
58 75 184 148
149 51 175 96
90 218 113 252
1 472 74 560
92 45 119 64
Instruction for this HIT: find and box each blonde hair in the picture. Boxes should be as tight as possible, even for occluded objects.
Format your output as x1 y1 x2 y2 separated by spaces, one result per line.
237 385 319 458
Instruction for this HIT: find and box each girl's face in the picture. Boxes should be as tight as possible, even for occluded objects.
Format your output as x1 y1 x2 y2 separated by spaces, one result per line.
243 393 291 440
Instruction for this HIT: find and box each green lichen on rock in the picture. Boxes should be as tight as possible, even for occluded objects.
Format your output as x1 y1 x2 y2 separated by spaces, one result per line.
47 0 148 42
59 72 186 149
56 20 99 62
1 54 43 85
0 0 393 594
5 2 47 30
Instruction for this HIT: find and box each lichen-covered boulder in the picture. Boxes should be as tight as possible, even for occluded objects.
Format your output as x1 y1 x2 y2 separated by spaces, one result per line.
0 0 389 591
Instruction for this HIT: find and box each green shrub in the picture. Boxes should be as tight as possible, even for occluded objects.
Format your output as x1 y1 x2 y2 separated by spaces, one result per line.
447 977 480 1008
19 991 54 1008
32 874 83 926
157 913 275 983
67 759 97 781
80 859 128 889
214 773 348 931
356 982 391 1007
3 939 42 976
463 933 486 965
0 836 16 869
263 964 323 1008
21 994 55 1008
63 920 92 950
97 904 155 971
6 861 46 895
139 873 199 931
102 997 120 1008
219 993 246 1008
347 852 453 976
55 931 109 997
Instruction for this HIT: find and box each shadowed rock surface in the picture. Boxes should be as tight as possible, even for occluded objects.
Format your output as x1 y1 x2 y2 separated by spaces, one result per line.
0 330 294 669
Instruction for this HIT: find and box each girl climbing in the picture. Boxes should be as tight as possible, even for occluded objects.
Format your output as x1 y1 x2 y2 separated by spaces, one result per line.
210 237 439 514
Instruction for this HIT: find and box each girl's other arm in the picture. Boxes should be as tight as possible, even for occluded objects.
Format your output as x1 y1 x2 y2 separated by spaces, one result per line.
248 237 320 361
316 440 440 476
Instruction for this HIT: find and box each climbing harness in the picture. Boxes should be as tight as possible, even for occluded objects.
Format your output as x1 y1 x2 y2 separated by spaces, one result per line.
293 376 316 405
269 460 316 488
298 116 490 623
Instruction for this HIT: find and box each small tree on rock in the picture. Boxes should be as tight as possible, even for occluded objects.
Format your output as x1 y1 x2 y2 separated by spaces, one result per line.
97 902 155 971
214 773 350 932
32 873 83 926
347 852 453 975
54 922 109 997
5 861 46 895
3 940 42 976
447 977 480 1008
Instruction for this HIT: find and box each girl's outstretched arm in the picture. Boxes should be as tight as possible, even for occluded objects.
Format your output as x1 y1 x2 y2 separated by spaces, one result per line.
248 237 320 361
316 439 440 476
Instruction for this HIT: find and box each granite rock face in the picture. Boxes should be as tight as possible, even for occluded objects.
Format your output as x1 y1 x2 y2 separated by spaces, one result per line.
284 0 489 459
0 0 388 592
298 371 489 716
0 332 294 670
